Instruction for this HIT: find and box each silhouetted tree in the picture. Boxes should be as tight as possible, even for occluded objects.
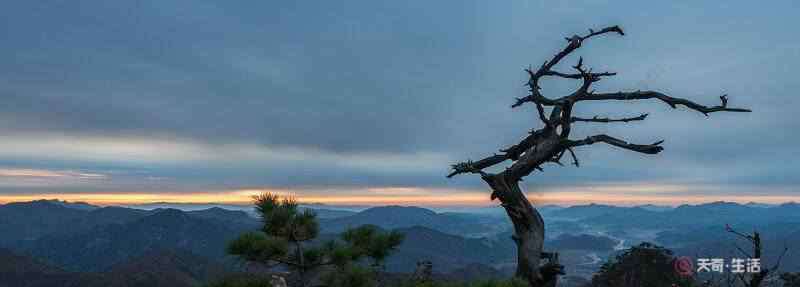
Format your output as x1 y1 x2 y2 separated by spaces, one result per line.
447 25 750 286
227 193 404 287
725 225 789 287
590 242 694 287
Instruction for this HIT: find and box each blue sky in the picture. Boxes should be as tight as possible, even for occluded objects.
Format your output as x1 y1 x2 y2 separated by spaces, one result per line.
0 1 798 205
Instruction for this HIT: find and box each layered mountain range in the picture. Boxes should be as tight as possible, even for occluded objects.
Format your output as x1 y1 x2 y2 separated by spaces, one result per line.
2 199 799 286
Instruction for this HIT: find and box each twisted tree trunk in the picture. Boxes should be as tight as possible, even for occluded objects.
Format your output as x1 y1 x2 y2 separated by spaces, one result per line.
447 25 749 287
489 131 564 285
483 174 545 283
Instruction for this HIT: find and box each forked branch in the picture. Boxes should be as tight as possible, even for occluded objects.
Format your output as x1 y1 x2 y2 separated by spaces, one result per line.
513 25 625 109
447 129 549 178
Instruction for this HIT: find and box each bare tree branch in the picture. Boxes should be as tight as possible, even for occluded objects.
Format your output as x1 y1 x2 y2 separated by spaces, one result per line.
566 135 665 154
448 129 548 178
733 243 753 259
512 25 625 109
580 91 752 115
566 147 579 167
541 70 616 80
548 25 624 76
771 246 789 271
571 113 649 123
576 25 625 41
447 157 501 178
726 224 756 242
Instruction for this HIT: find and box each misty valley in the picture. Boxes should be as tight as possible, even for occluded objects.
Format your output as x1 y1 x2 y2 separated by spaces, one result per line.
1 199 799 286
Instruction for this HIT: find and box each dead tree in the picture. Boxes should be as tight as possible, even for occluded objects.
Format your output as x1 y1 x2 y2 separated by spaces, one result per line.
447 25 751 287
726 225 789 287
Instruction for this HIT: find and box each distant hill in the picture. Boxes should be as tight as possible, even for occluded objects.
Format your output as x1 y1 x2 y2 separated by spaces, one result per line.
0 200 89 246
0 247 229 287
67 206 150 231
385 226 515 273
320 205 505 237
550 203 620 220
634 204 672 212
0 247 98 287
302 207 358 219
3 202 521 275
3 199 799 285
40 199 99 211
21 208 251 272
125 202 357 219
556 201 800 230
101 249 230 287
186 207 260 230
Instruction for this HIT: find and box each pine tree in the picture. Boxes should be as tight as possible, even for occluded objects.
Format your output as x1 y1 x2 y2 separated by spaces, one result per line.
227 193 404 287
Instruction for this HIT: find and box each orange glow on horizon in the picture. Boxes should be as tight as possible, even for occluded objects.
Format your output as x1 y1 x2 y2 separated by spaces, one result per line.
1 188 799 207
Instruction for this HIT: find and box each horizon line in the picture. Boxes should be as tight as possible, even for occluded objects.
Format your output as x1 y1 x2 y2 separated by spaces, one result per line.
2 195 798 209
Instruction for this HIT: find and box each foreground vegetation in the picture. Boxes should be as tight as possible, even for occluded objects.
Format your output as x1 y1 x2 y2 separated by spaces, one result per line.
213 194 800 287
226 193 404 287
209 278 529 287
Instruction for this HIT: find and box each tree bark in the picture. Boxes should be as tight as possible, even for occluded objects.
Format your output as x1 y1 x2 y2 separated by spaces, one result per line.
479 131 563 286
483 174 545 285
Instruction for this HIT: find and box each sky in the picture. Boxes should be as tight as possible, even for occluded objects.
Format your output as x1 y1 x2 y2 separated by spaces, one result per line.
0 1 798 206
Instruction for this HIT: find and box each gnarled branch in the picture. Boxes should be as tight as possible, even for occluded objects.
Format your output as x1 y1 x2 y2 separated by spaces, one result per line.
447 129 548 178
566 147 579 167
580 91 752 115
541 70 616 80
571 113 648 123
512 25 625 109
566 135 665 155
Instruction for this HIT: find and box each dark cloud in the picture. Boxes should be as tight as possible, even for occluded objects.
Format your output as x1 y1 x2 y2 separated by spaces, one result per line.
0 0 798 196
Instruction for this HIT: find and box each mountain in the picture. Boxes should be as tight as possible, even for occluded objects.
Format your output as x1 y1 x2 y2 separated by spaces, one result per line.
385 226 515 273
125 202 357 219
41 199 99 211
550 203 620 220
0 247 230 287
0 248 98 287
745 202 775 208
101 249 230 287
302 207 358 219
22 208 250 272
634 204 672 212
320 206 504 237
562 201 800 230
6 202 522 275
5 199 798 285
578 206 663 228
187 207 260 230
67 206 150 231
0 200 89 246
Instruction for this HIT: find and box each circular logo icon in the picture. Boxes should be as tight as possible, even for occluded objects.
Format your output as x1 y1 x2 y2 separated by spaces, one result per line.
674 256 694 277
